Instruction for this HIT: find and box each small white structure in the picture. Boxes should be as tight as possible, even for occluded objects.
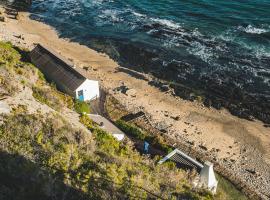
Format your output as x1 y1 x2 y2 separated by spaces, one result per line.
199 161 218 194
88 114 125 141
158 149 204 169
75 79 100 101
30 44 100 102
159 149 218 194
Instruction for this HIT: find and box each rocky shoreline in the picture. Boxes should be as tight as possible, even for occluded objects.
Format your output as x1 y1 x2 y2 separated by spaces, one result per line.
109 86 270 199
0 7 270 199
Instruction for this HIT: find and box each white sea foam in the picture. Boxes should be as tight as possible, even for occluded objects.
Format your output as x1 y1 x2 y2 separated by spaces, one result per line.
188 41 214 63
238 25 269 34
150 18 182 30
132 11 146 18
100 9 123 22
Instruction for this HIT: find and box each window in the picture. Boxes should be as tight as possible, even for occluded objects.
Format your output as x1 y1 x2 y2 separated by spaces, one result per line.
78 90 83 96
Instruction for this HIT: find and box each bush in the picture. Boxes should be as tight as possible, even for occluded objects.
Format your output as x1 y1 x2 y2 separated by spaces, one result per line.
0 42 21 67
32 85 74 111
79 114 95 131
0 42 214 200
74 100 90 114
116 120 173 154
116 120 145 140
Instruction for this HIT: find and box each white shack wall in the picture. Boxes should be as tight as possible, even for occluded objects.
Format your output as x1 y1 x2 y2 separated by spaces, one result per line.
75 79 100 101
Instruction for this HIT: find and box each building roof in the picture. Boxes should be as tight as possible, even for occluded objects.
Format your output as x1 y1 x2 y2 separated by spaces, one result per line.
88 114 125 141
158 149 204 171
159 149 218 193
30 44 86 93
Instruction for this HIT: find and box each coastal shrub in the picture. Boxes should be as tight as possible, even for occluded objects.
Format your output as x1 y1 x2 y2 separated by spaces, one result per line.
0 41 214 200
116 120 173 154
32 85 74 111
0 112 210 200
79 114 95 131
116 119 145 140
215 174 247 200
0 74 19 96
74 100 90 114
0 42 21 67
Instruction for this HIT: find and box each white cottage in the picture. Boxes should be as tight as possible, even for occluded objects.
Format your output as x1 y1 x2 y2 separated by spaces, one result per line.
30 44 99 101
88 114 125 141
75 80 100 101
158 149 218 194
199 161 218 194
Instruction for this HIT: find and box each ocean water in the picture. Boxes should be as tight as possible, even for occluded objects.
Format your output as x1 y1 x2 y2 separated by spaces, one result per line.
28 0 270 122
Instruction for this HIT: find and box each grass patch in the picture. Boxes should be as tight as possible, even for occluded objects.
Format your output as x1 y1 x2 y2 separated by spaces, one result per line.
0 42 21 67
215 174 247 200
116 119 173 154
74 100 90 114
32 85 74 111
0 112 212 200
0 41 215 199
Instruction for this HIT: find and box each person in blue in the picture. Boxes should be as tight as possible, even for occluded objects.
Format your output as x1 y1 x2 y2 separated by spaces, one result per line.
143 141 150 154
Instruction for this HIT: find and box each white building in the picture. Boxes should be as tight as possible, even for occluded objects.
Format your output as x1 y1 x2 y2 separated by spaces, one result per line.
75 79 99 101
199 161 218 194
158 149 218 194
30 44 99 101
88 114 125 141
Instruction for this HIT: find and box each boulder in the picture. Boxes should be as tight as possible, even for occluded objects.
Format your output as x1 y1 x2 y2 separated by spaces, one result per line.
126 88 137 97
171 115 180 121
199 144 208 151
0 15 7 22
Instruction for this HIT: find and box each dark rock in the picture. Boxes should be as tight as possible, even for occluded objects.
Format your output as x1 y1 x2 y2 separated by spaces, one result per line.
171 115 180 121
0 15 7 22
246 169 256 175
199 145 207 151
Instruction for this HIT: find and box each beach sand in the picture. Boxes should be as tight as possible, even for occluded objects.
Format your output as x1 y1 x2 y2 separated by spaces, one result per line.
1 10 270 198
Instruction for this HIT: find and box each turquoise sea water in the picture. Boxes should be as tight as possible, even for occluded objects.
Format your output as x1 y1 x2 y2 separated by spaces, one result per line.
29 0 270 122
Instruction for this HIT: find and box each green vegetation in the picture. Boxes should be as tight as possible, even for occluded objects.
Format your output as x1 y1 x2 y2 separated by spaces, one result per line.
116 119 173 154
0 111 212 200
0 41 213 199
215 174 247 200
0 42 20 67
105 90 248 200
74 100 90 114
32 85 74 111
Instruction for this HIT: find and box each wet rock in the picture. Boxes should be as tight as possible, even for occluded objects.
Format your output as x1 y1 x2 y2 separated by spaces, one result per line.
160 84 170 92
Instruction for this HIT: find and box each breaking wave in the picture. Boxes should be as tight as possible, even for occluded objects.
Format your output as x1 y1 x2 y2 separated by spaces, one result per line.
238 25 269 34
29 0 270 122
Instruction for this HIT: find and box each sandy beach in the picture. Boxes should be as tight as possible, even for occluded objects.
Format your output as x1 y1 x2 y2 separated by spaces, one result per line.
0 10 270 198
